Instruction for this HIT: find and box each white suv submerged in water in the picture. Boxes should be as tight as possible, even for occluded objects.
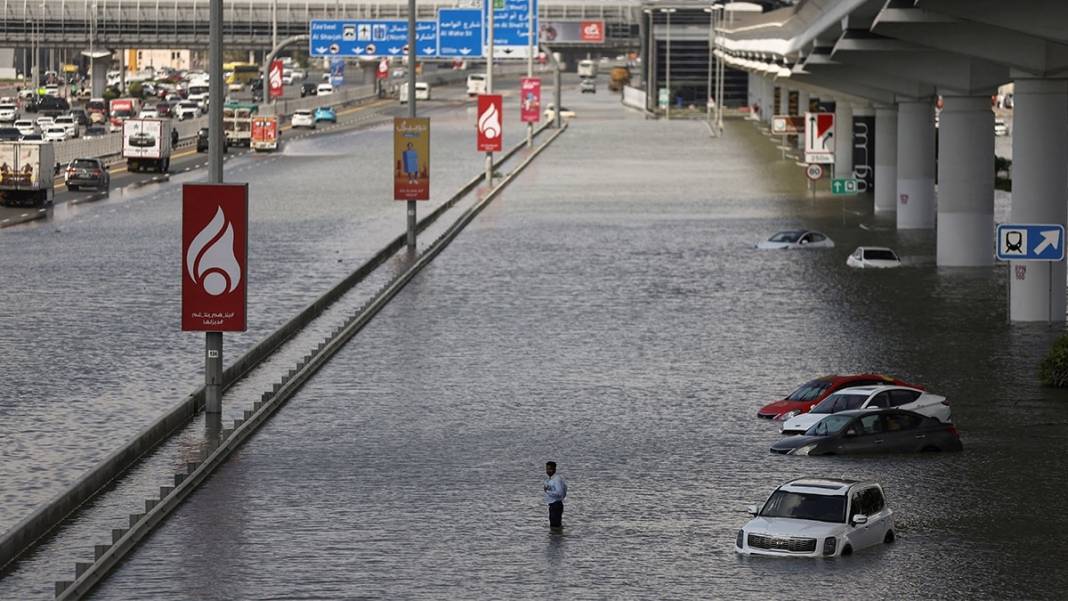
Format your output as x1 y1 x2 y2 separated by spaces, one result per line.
736 478 894 558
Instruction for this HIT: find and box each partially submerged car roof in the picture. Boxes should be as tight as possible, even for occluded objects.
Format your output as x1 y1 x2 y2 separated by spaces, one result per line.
780 478 860 495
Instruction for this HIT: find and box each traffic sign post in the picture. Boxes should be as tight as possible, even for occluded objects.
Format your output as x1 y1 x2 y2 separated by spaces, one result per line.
997 223 1066 323
805 163 822 201
484 0 538 59
310 19 438 58
831 178 860 195
437 8 482 58
804 111 835 164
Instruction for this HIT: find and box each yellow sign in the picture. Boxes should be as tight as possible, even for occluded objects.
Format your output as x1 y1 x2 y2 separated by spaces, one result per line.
393 117 430 201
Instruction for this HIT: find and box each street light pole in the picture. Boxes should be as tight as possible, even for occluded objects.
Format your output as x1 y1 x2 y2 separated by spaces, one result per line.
661 8 675 120
485 1 494 186
205 0 225 414
526 0 534 148
406 0 417 251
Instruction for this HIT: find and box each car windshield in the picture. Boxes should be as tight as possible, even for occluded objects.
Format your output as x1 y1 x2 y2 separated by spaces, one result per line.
769 231 802 243
864 249 899 261
804 414 854 436
810 392 868 414
785 379 832 401
112 109 131 118
760 490 846 523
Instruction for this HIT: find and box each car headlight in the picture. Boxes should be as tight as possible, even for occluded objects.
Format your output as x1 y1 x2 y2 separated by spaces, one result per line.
790 443 817 456
822 536 837 556
736 529 745 549
775 410 799 421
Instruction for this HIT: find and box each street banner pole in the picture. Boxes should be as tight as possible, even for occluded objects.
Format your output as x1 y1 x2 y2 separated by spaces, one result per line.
406 0 418 251
486 1 495 185
527 1 534 148
205 0 225 414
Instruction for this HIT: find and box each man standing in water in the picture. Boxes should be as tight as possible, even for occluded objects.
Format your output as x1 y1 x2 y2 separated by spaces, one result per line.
543 461 567 528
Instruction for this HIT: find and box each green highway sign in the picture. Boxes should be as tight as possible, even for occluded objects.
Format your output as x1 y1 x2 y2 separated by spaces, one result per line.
831 178 860 195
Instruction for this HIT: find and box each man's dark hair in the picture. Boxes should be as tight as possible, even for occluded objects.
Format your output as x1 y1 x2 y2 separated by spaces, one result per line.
546 461 556 469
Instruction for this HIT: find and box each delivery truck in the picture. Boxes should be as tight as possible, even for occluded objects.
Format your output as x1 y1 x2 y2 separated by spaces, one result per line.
250 115 279 152
0 141 55 207
223 101 258 147
123 118 173 172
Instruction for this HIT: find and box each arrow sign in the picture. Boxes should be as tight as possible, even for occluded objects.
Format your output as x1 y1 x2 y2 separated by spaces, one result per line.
311 19 437 58
996 223 1066 262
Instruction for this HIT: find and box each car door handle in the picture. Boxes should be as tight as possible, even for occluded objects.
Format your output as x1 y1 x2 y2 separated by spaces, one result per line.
914 435 926 439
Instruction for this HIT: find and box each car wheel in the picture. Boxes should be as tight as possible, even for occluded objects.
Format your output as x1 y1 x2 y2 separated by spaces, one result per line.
884 530 895 544
841 545 853 556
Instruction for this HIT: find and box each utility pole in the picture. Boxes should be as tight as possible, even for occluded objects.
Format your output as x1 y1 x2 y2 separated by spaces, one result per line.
662 8 675 120
205 0 225 414
526 0 534 148
406 0 417 251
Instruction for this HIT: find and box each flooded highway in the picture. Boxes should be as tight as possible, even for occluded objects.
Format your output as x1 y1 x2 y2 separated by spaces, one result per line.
67 86 1068 599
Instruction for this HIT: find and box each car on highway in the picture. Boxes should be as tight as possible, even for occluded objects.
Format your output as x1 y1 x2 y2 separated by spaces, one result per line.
30 95 70 117
291 109 315 129
195 127 228 153
0 127 21 141
846 246 901 269
64 157 110 192
35 115 55 130
69 108 90 127
84 125 108 138
399 82 431 102
771 408 963 456
140 106 159 119
757 374 919 421
19 133 42 142
0 102 18 122
780 385 952 435
43 126 68 142
756 230 834 249
544 104 575 121
53 115 79 139
994 118 1009 136
735 478 894 557
44 85 59 97
175 101 201 120
580 78 596 94
467 73 487 96
13 119 36 137
156 101 175 118
313 106 337 123
300 82 318 98
317 83 335 96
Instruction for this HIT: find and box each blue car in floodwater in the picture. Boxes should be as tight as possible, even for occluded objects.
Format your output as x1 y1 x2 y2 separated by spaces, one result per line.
314 106 337 123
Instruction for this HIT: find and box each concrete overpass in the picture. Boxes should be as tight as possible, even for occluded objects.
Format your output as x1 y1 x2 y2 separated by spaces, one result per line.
715 0 1068 322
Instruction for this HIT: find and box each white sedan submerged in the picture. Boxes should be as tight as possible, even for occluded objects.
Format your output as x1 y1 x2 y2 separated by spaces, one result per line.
780 385 951 435
756 230 835 250
736 478 895 557
847 246 901 268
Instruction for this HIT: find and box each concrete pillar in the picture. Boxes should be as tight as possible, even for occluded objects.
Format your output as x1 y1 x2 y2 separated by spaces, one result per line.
834 100 853 180
875 105 897 212
1009 78 1068 322
852 105 875 191
91 59 109 97
937 95 995 266
777 85 788 116
796 90 810 148
896 100 936 229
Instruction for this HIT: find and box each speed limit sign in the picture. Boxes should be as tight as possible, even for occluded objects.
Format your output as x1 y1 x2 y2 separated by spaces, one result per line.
805 164 823 181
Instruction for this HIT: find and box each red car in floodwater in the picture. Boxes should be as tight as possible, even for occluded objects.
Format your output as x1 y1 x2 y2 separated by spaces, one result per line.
757 374 922 421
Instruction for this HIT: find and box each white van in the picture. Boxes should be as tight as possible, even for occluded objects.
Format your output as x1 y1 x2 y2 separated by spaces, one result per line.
466 74 486 97
399 82 431 102
577 59 597 78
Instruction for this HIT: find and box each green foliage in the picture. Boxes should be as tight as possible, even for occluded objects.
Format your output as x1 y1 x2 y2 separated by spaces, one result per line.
127 81 143 98
102 86 119 101
1039 334 1068 387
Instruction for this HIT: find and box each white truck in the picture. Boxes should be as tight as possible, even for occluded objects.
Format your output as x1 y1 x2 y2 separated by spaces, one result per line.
0 141 55 207
577 59 597 78
123 118 173 173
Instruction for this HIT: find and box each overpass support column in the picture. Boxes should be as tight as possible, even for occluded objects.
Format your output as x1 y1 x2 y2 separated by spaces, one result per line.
834 100 853 180
796 90 810 148
937 95 994 266
874 105 897 212
777 85 788 116
896 100 936 229
1009 78 1068 322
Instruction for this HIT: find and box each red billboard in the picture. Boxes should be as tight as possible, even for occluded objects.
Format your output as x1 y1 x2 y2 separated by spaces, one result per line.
520 78 541 124
580 20 605 43
182 184 248 332
376 58 389 80
268 59 284 99
476 94 503 152
394 117 430 201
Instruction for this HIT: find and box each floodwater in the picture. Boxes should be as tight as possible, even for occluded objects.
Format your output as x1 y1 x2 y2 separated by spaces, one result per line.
78 86 1068 600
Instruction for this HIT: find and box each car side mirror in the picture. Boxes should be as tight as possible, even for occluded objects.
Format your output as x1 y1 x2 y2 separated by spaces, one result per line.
747 505 759 516
852 514 868 525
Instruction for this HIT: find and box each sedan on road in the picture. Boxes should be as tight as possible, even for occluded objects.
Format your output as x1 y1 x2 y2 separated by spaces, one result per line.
313 106 337 123
175 101 201 120
317 83 335 96
43 126 68 142
780 385 951 435
756 230 835 249
195 128 228 153
13 119 36 137
544 104 575 121
64 157 110 192
771 408 963 455
0 127 20 141
84 125 108 138
736 478 894 557
53 115 79 139
847 246 901 269
300 82 318 98
757 374 918 420
291 109 315 129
